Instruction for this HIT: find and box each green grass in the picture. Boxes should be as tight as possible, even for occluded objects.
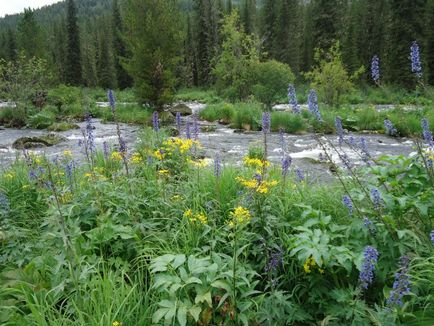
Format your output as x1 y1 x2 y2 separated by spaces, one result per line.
174 87 222 104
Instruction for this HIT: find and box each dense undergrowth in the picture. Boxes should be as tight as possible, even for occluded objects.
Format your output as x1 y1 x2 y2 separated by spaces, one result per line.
0 98 433 324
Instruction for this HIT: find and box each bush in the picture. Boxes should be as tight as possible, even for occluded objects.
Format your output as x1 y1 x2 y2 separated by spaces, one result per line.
271 111 306 134
47 85 81 109
252 60 295 108
305 42 364 107
199 102 234 122
0 107 27 127
27 110 56 129
231 102 262 130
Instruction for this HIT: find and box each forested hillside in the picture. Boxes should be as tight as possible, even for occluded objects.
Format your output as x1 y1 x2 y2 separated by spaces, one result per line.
0 0 433 90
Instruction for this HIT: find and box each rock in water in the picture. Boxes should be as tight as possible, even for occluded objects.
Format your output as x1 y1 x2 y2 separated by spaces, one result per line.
170 103 192 116
12 134 67 149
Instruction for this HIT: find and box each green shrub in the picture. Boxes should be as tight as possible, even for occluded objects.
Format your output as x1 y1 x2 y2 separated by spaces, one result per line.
27 110 56 129
175 88 222 104
47 85 81 109
0 107 27 127
271 111 306 134
231 102 262 130
252 60 295 108
199 102 234 122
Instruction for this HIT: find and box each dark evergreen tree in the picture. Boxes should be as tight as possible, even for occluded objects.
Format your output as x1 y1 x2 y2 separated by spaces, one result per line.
275 0 301 75
261 0 278 59
112 0 132 89
98 30 116 89
65 0 82 85
385 0 427 87
426 0 434 84
301 2 315 71
6 29 17 61
226 0 233 13
311 0 347 51
185 15 199 86
17 9 46 58
242 0 257 35
49 19 67 82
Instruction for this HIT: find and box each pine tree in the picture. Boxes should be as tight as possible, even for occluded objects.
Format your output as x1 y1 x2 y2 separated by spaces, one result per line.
386 0 427 87
426 0 434 84
17 9 46 59
98 30 117 89
112 0 132 89
261 0 278 59
124 0 183 109
226 0 233 13
311 0 347 51
6 29 17 61
65 0 82 85
275 0 301 74
242 0 257 35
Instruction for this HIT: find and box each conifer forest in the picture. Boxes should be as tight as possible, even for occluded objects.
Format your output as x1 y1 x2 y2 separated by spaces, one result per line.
0 1 433 325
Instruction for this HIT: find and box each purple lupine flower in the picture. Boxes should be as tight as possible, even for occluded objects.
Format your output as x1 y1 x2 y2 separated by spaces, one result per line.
107 89 116 112
371 55 380 84
118 136 127 155
214 153 222 178
421 118 433 145
307 89 322 121
264 247 284 273
359 137 370 163
384 119 397 136
287 84 300 114
363 217 376 235
103 141 109 160
340 153 353 170
281 155 292 178
254 173 263 183
359 246 379 289
348 136 356 147
410 41 422 78
387 256 411 308
0 191 10 213
186 121 191 139
371 188 382 210
176 112 181 133
193 114 199 140
65 161 74 188
29 170 38 180
335 117 344 145
147 155 153 165
342 195 353 215
262 112 271 134
152 111 159 132
295 168 304 182
430 230 434 244
85 113 95 154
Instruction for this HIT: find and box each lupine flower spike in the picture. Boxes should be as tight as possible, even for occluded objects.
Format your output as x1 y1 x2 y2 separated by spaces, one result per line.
371 55 380 84
308 89 322 121
288 84 300 114
359 246 379 289
342 195 353 215
335 116 344 145
152 111 159 132
387 256 411 308
410 41 422 78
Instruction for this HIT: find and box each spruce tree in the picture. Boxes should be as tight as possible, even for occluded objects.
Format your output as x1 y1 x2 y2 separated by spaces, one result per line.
261 0 278 59
242 0 257 35
386 0 427 87
17 9 46 59
6 29 17 61
112 0 132 89
98 30 116 89
426 0 434 84
275 0 301 74
226 0 233 13
65 0 82 85
124 0 183 109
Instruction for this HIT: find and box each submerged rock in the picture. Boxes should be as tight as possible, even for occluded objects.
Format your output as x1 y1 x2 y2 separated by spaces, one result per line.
48 122 80 132
12 134 67 149
170 103 192 116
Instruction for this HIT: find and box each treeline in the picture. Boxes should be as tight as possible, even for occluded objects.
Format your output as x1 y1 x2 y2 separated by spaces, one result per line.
0 0 433 91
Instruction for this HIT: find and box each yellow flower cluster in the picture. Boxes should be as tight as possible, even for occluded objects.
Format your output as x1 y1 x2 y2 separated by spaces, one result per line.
154 149 165 160
183 209 207 225
189 159 210 168
235 176 278 194
164 137 201 154
303 256 324 274
228 206 252 227
158 169 170 176
63 150 73 158
5 172 15 179
112 321 120 326
130 152 142 164
111 151 123 161
243 157 271 169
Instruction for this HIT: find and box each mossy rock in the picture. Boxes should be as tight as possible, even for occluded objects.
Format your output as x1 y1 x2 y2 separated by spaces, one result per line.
200 125 217 133
160 111 176 125
170 103 192 116
166 126 180 137
48 122 80 132
12 134 67 149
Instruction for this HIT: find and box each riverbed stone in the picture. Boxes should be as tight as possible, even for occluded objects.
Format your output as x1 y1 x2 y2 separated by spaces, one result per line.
170 103 192 116
12 134 67 149
48 122 80 132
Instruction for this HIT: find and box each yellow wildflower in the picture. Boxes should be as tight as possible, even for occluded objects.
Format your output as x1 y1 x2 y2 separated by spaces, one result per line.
158 169 170 176
22 184 30 190
171 195 182 202
189 159 210 168
111 151 123 161
236 176 278 194
154 149 165 160
303 256 316 274
63 150 73 158
5 173 15 179
112 321 120 326
183 209 207 225
243 157 271 169
84 172 93 178
130 152 142 164
228 206 252 227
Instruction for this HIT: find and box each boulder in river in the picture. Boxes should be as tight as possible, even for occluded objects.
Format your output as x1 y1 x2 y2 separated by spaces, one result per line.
12 134 67 150
48 122 80 132
170 103 192 116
